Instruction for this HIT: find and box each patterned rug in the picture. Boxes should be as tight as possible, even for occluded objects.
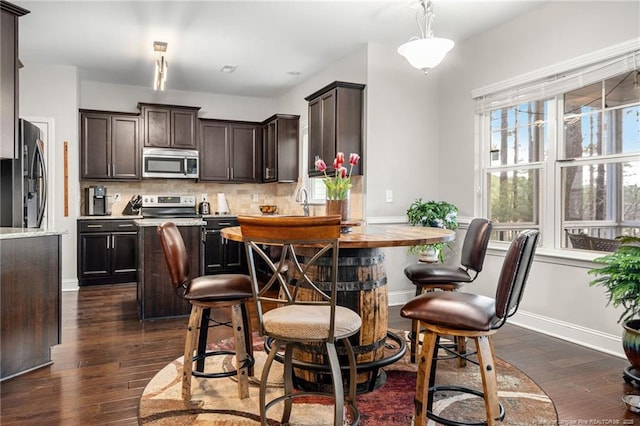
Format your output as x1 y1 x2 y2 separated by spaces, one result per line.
139 332 558 425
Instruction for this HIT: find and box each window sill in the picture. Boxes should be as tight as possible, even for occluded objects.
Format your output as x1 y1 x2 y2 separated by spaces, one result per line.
487 242 603 269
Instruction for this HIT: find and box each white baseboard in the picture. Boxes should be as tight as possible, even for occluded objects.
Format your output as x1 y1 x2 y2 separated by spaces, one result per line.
388 292 626 359
62 278 79 291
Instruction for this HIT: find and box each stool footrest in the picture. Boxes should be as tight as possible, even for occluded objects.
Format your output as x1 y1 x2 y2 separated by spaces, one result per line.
427 384 505 426
191 350 255 379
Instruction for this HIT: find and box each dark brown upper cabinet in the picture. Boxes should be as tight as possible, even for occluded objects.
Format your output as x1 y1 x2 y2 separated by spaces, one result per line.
80 110 140 180
261 114 300 183
305 81 365 177
199 119 261 183
138 103 200 149
0 2 28 160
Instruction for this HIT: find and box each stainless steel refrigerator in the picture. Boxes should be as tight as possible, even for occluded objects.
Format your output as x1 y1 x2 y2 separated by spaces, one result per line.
0 119 47 228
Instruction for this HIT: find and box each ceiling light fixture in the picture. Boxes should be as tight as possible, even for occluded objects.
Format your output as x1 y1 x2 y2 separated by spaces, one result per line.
153 41 168 91
397 0 454 74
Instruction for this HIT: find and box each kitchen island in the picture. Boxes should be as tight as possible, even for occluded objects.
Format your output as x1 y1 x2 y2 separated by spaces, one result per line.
135 218 204 320
0 227 65 380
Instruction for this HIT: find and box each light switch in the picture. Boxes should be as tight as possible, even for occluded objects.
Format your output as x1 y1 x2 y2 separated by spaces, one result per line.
385 190 393 203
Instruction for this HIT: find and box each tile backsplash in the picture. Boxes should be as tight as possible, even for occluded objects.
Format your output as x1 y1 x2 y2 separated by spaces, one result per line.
80 176 363 219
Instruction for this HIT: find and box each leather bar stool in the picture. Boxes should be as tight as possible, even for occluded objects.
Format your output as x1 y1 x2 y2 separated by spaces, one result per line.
401 229 539 426
404 218 493 364
157 221 255 400
239 215 361 426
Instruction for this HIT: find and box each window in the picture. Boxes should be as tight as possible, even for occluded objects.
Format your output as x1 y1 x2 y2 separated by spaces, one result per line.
477 46 640 252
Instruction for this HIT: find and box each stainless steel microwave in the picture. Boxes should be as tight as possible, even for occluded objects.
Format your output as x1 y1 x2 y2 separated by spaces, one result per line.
142 148 199 179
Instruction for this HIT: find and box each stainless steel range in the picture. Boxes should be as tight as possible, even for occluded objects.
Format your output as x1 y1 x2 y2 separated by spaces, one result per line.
140 194 199 218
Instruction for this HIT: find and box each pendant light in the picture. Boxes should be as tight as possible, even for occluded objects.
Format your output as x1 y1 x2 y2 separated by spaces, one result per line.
397 0 454 74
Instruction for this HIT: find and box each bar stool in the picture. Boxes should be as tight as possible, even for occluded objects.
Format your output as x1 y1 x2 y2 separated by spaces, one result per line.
401 229 539 426
157 221 254 400
404 218 493 364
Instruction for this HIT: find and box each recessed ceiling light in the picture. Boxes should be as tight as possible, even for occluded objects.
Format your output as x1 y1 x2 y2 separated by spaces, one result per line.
288 71 301 76
220 65 238 73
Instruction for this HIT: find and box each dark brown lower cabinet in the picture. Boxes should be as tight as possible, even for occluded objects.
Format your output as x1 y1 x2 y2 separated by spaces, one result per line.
77 219 137 286
204 218 246 274
136 224 200 320
1 233 61 380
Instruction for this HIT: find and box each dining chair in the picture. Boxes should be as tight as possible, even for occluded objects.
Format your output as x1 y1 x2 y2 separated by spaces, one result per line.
157 221 254 400
401 229 539 426
404 218 493 364
238 215 362 426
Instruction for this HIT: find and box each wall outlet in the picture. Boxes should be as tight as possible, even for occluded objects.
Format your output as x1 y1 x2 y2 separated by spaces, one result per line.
385 190 393 203
201 193 208 202
113 193 121 201
253 194 259 202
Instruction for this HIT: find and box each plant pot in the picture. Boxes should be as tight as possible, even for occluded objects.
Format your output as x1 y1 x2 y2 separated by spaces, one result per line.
418 246 439 263
623 319 640 369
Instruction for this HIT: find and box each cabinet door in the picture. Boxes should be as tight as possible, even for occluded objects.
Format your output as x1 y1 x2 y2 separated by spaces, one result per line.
171 109 197 149
230 123 259 182
111 231 137 277
80 113 111 179
78 233 111 279
204 229 224 273
199 121 230 181
262 120 277 182
143 107 171 147
111 115 140 179
308 98 322 174
0 10 16 159
320 90 336 168
225 238 245 270
277 117 299 182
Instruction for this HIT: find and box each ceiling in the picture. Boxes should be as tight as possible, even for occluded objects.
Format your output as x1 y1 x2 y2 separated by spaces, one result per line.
16 1 546 98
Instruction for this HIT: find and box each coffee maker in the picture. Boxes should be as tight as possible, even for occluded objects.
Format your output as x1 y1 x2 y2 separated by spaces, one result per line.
85 185 108 216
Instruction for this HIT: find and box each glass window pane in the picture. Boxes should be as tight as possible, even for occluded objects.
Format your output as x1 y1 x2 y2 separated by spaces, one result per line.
564 111 603 158
604 106 640 154
605 71 640 107
489 101 548 166
564 81 602 114
562 163 618 222
488 169 539 224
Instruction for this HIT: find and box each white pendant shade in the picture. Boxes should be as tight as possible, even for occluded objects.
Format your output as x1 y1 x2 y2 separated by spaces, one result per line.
397 37 454 73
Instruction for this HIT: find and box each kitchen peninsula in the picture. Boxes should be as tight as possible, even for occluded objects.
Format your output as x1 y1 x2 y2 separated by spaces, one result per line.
0 228 64 380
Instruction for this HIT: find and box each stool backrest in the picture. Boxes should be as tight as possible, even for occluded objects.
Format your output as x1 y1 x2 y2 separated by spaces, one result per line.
460 218 493 275
238 215 341 338
494 229 539 327
157 221 189 293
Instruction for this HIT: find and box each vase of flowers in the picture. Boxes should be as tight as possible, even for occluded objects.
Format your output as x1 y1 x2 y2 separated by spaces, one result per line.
315 152 360 223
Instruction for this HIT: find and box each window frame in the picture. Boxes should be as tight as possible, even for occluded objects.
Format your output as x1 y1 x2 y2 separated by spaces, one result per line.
474 40 640 255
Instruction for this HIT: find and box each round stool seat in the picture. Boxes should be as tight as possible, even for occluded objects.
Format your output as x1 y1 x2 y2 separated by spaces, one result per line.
402 291 498 332
184 274 253 301
404 263 472 284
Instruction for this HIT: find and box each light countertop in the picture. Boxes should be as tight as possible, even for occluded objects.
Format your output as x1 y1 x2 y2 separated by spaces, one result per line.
0 227 67 240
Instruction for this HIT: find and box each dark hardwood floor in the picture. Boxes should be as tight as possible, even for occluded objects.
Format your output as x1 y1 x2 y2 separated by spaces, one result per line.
0 283 638 424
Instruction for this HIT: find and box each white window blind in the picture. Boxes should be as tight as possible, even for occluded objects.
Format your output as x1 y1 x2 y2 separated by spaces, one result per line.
473 39 640 113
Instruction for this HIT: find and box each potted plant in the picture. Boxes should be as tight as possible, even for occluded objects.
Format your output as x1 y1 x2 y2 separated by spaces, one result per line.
588 236 640 376
406 198 459 263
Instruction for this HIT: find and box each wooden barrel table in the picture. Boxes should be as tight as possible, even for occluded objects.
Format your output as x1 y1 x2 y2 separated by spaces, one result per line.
288 247 388 393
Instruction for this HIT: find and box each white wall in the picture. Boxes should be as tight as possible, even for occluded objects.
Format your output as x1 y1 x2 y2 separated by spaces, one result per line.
19 63 79 289
437 1 640 357
80 81 276 122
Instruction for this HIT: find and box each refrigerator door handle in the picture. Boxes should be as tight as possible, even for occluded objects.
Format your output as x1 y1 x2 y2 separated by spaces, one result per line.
33 140 47 228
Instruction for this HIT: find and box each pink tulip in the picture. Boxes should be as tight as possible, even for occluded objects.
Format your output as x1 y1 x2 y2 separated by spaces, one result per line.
336 152 345 166
340 167 347 178
333 158 340 169
349 153 360 166
315 159 327 172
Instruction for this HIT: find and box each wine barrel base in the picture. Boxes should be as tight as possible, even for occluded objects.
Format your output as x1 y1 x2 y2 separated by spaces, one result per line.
293 369 387 395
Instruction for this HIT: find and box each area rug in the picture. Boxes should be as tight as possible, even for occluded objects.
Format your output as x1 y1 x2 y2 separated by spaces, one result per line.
139 332 558 425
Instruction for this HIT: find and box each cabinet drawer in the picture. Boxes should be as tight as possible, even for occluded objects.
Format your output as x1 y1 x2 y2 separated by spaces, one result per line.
79 219 137 233
205 218 238 231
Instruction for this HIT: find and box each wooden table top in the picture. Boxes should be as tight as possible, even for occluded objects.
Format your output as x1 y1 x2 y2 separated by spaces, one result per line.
221 223 454 249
